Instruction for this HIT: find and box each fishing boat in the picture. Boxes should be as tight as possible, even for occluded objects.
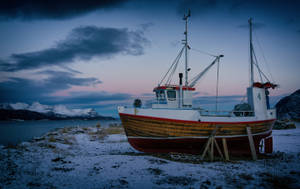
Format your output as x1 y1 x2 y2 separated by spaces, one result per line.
118 12 277 156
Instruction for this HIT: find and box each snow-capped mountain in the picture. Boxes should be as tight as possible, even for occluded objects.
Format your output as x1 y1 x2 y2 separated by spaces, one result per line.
2 102 99 118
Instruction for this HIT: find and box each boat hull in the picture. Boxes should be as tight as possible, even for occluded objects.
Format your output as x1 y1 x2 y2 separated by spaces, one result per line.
119 113 275 155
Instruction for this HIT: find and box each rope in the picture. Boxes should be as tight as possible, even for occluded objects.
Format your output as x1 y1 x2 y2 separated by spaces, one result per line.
159 47 184 86
252 49 270 82
254 30 275 83
191 48 217 57
166 47 184 85
252 49 263 82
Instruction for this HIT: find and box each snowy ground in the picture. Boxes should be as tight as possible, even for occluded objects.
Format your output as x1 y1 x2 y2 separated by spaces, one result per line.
1 124 300 189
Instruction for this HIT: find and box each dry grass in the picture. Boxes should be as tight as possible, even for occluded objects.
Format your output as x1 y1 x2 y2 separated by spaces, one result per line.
87 125 124 141
62 136 76 145
105 126 124 135
38 142 56 149
48 135 57 143
60 127 73 134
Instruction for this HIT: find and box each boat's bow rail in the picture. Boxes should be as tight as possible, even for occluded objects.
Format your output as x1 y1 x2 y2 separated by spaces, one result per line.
197 109 255 117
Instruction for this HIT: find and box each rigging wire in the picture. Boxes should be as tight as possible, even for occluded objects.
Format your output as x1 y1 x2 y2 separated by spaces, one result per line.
252 49 263 82
253 30 275 83
166 47 184 85
166 54 181 84
159 47 184 86
252 49 270 82
190 47 217 57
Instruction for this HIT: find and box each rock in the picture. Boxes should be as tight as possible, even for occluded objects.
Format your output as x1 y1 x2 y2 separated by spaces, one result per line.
273 120 296 130
276 89 300 120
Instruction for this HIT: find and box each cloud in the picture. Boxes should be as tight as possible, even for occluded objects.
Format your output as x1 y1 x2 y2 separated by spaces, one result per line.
237 22 266 30
177 0 217 15
0 26 149 72
54 91 131 105
0 70 101 103
0 0 127 21
176 0 300 21
139 22 154 31
0 69 133 113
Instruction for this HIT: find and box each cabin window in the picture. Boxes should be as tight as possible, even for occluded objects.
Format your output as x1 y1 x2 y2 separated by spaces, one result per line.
167 90 176 101
155 90 166 100
159 90 165 99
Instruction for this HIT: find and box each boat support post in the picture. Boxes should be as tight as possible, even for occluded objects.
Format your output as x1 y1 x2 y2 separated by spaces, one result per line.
246 126 257 160
201 126 224 161
222 138 230 161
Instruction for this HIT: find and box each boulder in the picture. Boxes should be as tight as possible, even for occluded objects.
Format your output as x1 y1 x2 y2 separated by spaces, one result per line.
275 89 300 120
273 119 296 130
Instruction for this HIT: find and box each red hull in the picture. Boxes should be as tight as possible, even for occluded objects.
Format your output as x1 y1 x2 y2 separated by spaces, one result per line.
128 132 272 155
120 113 274 155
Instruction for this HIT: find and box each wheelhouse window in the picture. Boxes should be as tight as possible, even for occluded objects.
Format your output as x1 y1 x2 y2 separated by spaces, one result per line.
156 90 166 100
167 90 176 101
159 90 165 99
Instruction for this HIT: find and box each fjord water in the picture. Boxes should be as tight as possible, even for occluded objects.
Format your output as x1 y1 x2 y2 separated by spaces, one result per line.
0 119 120 146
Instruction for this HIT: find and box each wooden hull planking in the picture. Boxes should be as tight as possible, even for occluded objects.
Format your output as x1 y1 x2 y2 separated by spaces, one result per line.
119 113 275 155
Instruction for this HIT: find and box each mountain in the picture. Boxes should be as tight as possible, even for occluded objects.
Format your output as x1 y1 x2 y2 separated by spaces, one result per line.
276 89 300 120
0 102 115 120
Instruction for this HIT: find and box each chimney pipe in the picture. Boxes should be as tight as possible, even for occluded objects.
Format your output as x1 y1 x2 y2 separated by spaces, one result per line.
179 73 183 85
179 73 183 108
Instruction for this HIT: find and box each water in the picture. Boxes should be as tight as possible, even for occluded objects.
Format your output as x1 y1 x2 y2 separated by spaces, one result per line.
0 119 120 146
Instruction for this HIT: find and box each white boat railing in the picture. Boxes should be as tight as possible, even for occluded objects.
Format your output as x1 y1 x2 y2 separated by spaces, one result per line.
198 110 254 117
148 98 255 117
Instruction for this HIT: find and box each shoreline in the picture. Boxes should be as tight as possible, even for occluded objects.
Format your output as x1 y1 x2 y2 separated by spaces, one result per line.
0 124 300 188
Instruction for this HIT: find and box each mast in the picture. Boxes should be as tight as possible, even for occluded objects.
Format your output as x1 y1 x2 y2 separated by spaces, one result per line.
183 10 191 86
249 18 254 87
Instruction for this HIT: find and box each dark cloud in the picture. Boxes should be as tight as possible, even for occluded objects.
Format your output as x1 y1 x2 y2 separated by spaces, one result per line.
0 26 149 72
0 69 133 111
176 0 300 21
177 0 217 15
0 70 101 103
237 22 266 30
40 70 101 88
0 0 127 21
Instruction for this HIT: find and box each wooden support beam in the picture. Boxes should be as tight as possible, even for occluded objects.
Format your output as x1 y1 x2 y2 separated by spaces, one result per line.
201 127 223 161
210 136 214 161
222 138 229 161
214 139 224 160
246 127 257 160
201 137 212 160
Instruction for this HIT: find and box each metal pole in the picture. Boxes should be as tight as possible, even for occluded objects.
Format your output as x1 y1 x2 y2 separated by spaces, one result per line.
215 57 220 111
249 18 254 87
185 16 188 86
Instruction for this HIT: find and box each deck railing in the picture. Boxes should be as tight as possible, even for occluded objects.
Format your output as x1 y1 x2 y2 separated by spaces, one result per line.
198 110 254 117
149 98 255 117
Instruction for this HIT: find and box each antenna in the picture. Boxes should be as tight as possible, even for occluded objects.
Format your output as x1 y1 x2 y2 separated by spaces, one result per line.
183 9 191 86
249 18 254 87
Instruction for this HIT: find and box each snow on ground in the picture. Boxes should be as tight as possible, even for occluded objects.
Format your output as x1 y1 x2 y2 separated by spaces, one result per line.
8 102 95 117
1 124 300 189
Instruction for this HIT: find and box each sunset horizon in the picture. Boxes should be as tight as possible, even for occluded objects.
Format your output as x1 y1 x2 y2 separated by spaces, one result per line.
1 0 299 116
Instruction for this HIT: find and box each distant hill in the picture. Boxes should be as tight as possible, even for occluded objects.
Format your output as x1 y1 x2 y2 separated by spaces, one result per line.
276 89 300 120
0 102 115 121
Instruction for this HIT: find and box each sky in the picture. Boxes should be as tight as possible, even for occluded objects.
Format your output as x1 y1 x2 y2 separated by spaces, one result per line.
0 0 299 116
